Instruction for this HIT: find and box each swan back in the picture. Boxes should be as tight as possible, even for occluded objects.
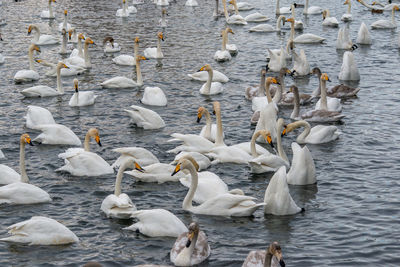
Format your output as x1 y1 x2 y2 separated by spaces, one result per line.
356 22 372 44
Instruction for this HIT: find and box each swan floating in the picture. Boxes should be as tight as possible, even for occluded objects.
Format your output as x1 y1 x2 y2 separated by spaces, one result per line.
125 162 186 183
58 10 72 31
40 0 56 19
116 0 130 17
371 5 399 29
283 120 340 145
342 0 353 21
0 216 78 245
28 24 59 45
188 68 228 83
141 87 167 106
242 241 285 267
322 9 339 27
125 105 166 129
249 15 285 32
292 49 310 76
339 47 360 81
222 27 238 55
222 0 247 25
113 37 139 66
159 8 168 27
144 32 164 59
65 37 95 68
245 12 269 22
103 37 121 53
112 147 159 169
185 0 199 7
198 64 224 95
197 106 219 142
14 44 40 83
69 79 97 107
286 142 316 185
214 29 232 62
357 22 372 44
172 152 211 171
287 18 325 44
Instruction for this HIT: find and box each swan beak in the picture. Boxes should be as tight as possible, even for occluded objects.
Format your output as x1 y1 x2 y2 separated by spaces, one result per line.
74 83 78 92
64 10 68 15
281 126 287 137
266 135 274 148
35 59 42 63
197 114 202 123
135 162 145 172
95 136 102 146
171 164 181 176
63 64 69 69
185 231 195 248
198 66 205 72
26 137 34 146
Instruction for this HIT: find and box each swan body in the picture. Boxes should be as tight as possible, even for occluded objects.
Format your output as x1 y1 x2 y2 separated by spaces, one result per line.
339 51 360 81
336 27 353 49
33 124 81 146
303 0 323 14
25 105 55 130
125 105 166 129
112 147 159 169
172 152 211 171
243 242 285 267
214 50 231 62
56 128 113 176
245 12 269 22
283 120 340 145
14 44 40 83
371 5 399 29
0 216 78 245
198 64 224 95
0 165 21 185
292 49 310 76
69 79 97 107
40 0 56 19
357 22 372 44
167 133 215 154
185 0 198 6
286 143 316 185
294 33 325 43
28 25 58 45
188 70 228 83
322 10 339 27
144 32 164 59
125 209 188 237
267 47 287 72
141 87 167 106
275 0 291 14
125 163 186 183
315 97 342 112
116 0 130 17
101 76 140 88
264 166 302 215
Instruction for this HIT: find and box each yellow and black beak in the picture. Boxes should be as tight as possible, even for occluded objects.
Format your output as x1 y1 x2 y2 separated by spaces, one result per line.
95 135 102 146
198 66 205 72
281 126 287 137
171 164 181 176
135 162 145 173
266 135 274 149
197 113 202 123
26 137 34 146
74 83 78 93
185 231 195 248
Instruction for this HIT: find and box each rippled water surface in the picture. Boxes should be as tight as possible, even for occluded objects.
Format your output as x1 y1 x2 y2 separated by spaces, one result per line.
1 0 400 266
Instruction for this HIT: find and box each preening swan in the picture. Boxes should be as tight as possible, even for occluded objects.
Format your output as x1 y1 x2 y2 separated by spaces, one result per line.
144 32 164 59
172 157 264 216
283 120 340 144
125 105 166 129
101 158 143 219
0 216 78 245
141 87 167 106
198 64 224 95
249 15 285 32
303 0 322 14
357 22 372 44
21 62 68 97
57 128 113 176
102 56 147 88
267 47 287 72
40 0 56 19
214 29 232 62
264 166 302 215
112 147 159 169
14 44 40 83
170 222 210 266
275 0 291 14
103 36 121 53
0 134 51 205
58 10 72 31
242 241 285 267
25 105 56 130
28 24 59 45
371 5 399 29
339 46 360 81
336 27 353 49
69 79 97 107
113 37 140 66
322 9 339 27
222 0 247 25
342 0 353 21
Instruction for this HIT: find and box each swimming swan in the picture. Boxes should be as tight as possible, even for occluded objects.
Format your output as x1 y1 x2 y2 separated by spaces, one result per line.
112 147 160 169
287 18 325 43
65 37 95 68
214 30 232 62
40 0 56 19
198 64 224 95
371 5 399 29
113 37 140 66
322 9 339 27
303 0 322 14
25 105 56 130
69 78 97 107
116 0 130 17
125 105 166 129
28 24 59 45
14 44 40 83
144 32 164 59
222 0 247 25
275 0 291 15
222 27 238 55
103 36 121 53
342 0 353 21
102 56 147 88
197 106 219 142
283 120 340 144
242 241 285 267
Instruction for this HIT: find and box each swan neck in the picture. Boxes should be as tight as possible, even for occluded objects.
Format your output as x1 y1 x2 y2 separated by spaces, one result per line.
347 1 351 13
77 38 83 57
84 132 91 152
258 72 266 95
290 20 295 41
291 87 300 119
276 16 283 31
320 79 328 110
56 66 63 93
61 33 67 53
265 81 273 103
204 68 213 94
273 73 284 103
28 47 35 71
204 109 212 139
295 121 311 142
222 0 229 20
49 1 53 17
134 42 139 59
221 31 227 51
182 163 198 210
84 42 91 68
215 105 225 146
276 0 280 14
114 160 130 196
313 72 322 97
20 139 28 183
264 252 273 267
277 121 289 162
136 60 143 85
63 14 67 29
250 131 261 157
156 37 162 57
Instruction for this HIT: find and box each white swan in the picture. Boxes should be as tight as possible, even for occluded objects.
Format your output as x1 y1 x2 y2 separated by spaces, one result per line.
313 74 341 112
263 166 302 215
69 79 97 107
342 0 353 21
222 0 247 25
322 9 339 27
21 62 68 97
125 209 188 237
288 17 325 44
33 123 81 146
290 3 304 30
113 37 139 66
40 0 56 19
372 1 398 10
159 8 168 27
141 87 167 106
167 133 215 154
144 32 164 59
58 10 72 31
103 36 121 53
222 27 238 55
214 30 232 62
116 0 130 17
197 106 219 142
172 158 264 216
170 222 210 266
157 0 169 6
371 5 399 29
102 55 147 88
243 241 285 267
283 120 340 144
28 24 58 45
0 134 51 204
65 37 95 68
14 44 40 83
339 47 360 81
267 46 287 72
275 0 291 14
356 0 383 10
112 147 159 169
125 105 166 129
0 216 78 245
245 12 269 23
249 15 285 32
286 142 316 185
357 22 372 44
101 158 143 218
125 162 187 183
35 59 86 77
303 0 322 14
68 28 78 43
198 64 224 95
57 128 113 176
25 105 55 130
69 32 85 57
229 1 254 11
172 152 211 171
185 0 198 6
336 27 353 49
188 68 228 83
291 49 310 76
252 76 280 112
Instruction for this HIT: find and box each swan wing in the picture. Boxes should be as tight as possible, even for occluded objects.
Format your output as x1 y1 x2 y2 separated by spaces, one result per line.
100 193 136 219
125 105 165 129
287 143 316 185
0 182 51 205
57 150 113 176
0 164 21 185
141 87 167 106
33 124 81 146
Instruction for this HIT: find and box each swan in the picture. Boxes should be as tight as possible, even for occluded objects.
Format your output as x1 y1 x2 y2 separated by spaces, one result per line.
371 5 399 29
275 0 291 14
245 12 269 23
125 209 188 238
290 3 304 30
222 27 238 56
101 158 143 218
0 134 51 204
68 28 78 43
14 44 40 83
28 25 59 45
252 76 280 112
141 87 167 106
245 68 266 100
65 37 95 68
159 8 168 27
249 15 285 32
242 241 285 267
170 222 210 266
69 79 97 107
267 46 287 72
288 18 325 43
172 152 211 171
36 59 86 77
198 64 224 95
144 32 164 59
357 22 372 44
40 0 56 19
188 68 228 83
103 37 121 53
58 10 72 31
125 105 166 129
172 157 264 216
198 106 221 142
0 216 78 245
339 46 360 81
303 0 322 14
57 128 113 176
113 37 139 66
59 29 70 54
283 120 340 144
222 0 247 25
102 55 147 88
313 74 341 112
264 166 302 215
21 62 69 97
112 147 159 169
322 9 339 27
286 142 316 185
125 161 187 183
291 49 310 76
214 30 232 62
25 105 55 130
185 0 198 6
311 67 360 98
342 0 353 21
336 27 353 49
157 0 169 6
69 33 85 57
167 133 215 154
116 0 130 17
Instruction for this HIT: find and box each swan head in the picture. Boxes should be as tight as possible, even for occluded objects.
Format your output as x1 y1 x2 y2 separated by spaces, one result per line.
157 32 164 41
29 44 41 53
85 37 95 45
310 67 322 76
68 28 76 38
172 156 199 176
73 78 79 92
77 33 85 41
64 9 68 16
393 5 400 11
226 27 234 34
255 130 273 147
266 77 280 85
57 62 69 70
162 8 168 15
197 107 206 123
103 36 115 47
20 133 34 146
198 64 212 72
135 37 140 43
87 128 102 147
27 24 37 35
344 0 350 5
185 222 200 248
320 73 331 82
266 242 285 267
285 18 295 24
212 101 221 115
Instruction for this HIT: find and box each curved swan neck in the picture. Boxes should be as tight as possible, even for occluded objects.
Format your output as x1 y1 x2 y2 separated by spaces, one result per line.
293 121 311 142
136 59 143 85
265 81 273 103
320 79 328 110
276 120 288 162
114 160 131 196
182 163 198 210
56 65 63 93
203 109 212 139
276 15 284 31
258 71 266 95
250 131 262 157
20 139 28 183
204 68 213 95
291 87 300 119
28 46 35 70
84 42 91 68
84 131 92 152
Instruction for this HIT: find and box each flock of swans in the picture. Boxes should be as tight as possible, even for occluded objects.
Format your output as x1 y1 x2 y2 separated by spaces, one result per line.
0 0 399 266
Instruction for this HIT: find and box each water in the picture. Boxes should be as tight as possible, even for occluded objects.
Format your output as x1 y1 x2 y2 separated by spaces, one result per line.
0 0 400 266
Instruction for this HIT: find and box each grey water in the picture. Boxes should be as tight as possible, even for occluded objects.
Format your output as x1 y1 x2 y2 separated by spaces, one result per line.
0 0 400 266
